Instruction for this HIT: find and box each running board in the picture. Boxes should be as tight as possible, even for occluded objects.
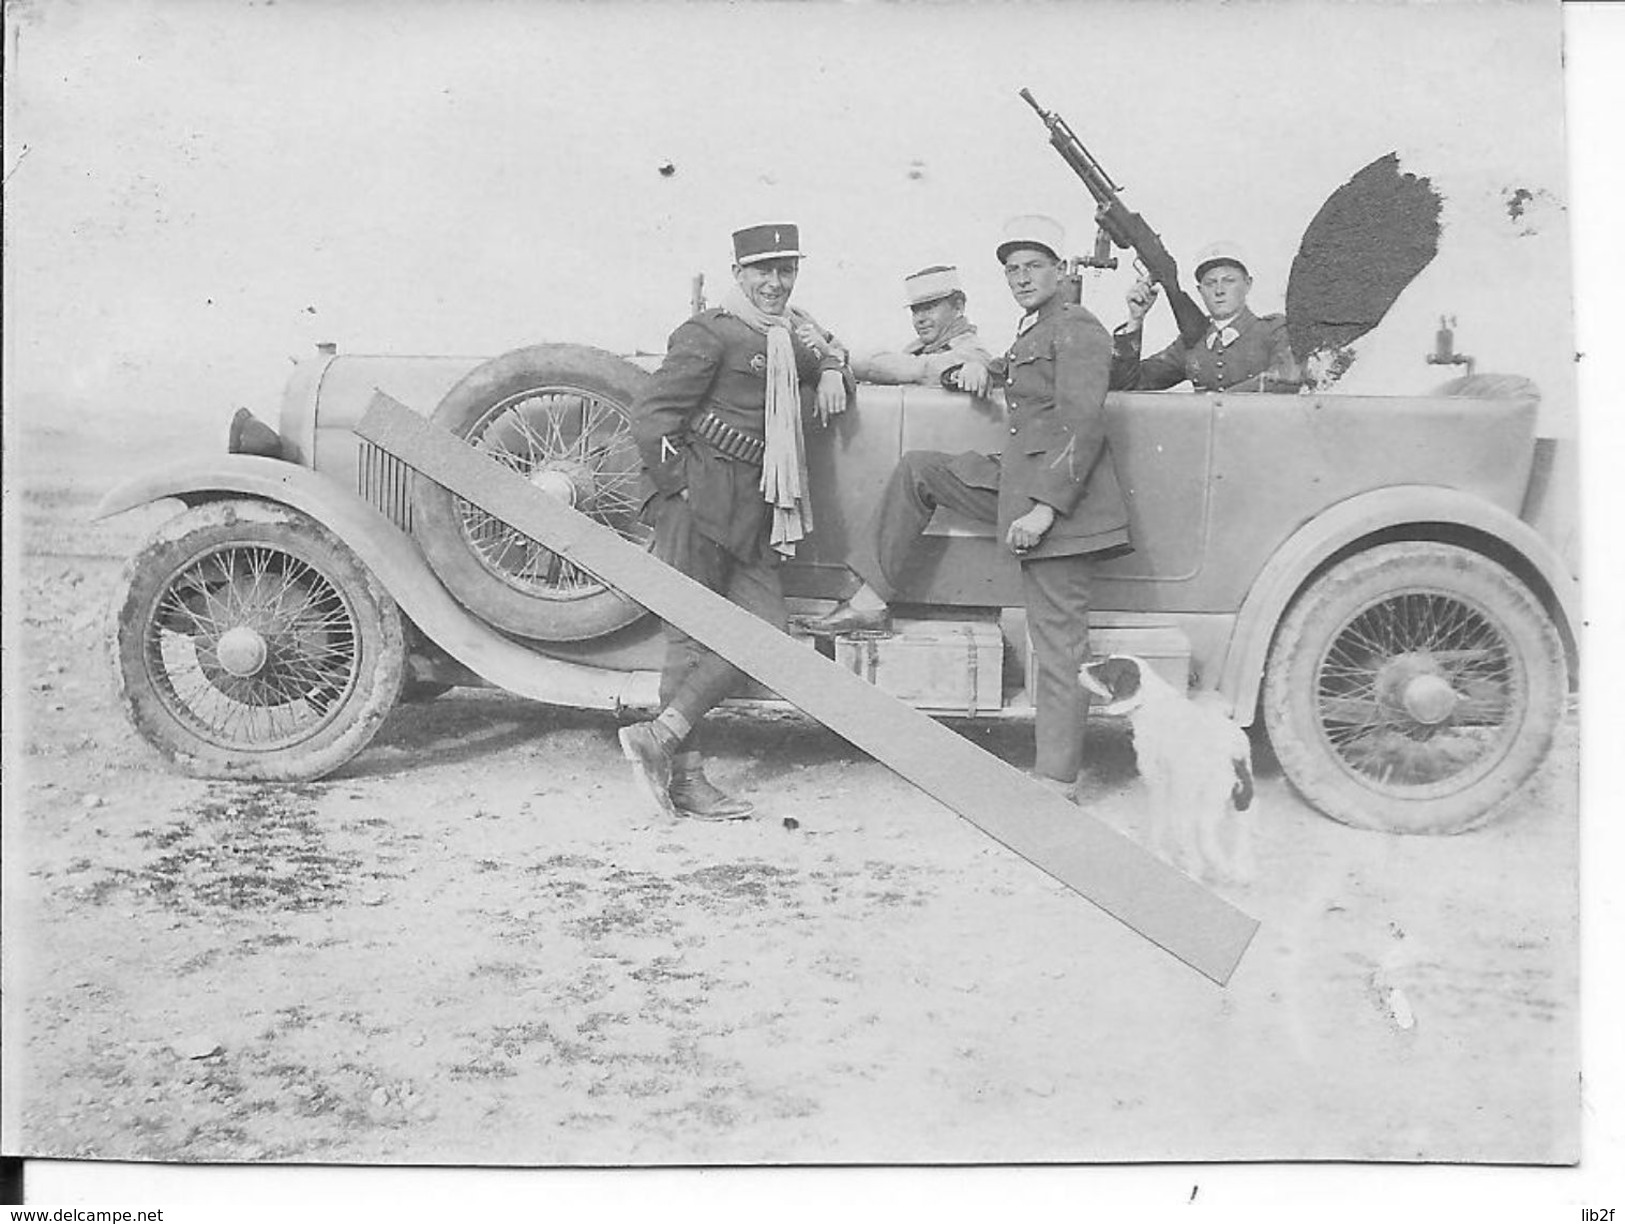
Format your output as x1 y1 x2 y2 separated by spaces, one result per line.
356 394 1258 986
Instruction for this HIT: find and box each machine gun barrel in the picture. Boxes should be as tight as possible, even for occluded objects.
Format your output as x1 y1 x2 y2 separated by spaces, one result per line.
1019 88 1209 346
1019 88 1122 197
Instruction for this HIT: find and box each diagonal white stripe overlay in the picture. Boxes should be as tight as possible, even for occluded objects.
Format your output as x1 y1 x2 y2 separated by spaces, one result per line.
356 392 1259 985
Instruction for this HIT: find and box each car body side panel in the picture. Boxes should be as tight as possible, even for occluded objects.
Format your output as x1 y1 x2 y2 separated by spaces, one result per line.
789 383 908 599
1168 393 1540 617
1089 395 1214 589
290 356 1541 610
278 354 1557 714
794 388 1216 606
796 385 1536 619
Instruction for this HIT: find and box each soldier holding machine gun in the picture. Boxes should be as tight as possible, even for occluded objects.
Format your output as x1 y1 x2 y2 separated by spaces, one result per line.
1114 241 1301 393
1017 89 1299 393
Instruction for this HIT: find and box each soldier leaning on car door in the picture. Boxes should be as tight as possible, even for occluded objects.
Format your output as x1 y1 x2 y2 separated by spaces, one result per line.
850 265 996 386
1112 240 1302 392
619 222 854 823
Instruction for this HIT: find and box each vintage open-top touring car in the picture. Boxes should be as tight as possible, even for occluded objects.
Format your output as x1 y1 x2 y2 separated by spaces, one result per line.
95 319 1578 838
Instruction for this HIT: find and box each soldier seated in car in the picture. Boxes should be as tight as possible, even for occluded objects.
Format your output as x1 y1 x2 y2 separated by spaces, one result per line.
1112 241 1301 392
851 265 995 388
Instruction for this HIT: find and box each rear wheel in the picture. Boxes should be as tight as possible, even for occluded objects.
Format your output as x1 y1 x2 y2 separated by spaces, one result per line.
410 344 652 641
1262 542 1567 833
112 500 405 781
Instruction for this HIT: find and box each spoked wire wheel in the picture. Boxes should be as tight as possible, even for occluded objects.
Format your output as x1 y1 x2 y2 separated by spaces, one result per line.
1263 542 1567 833
1314 590 1527 793
411 344 653 641
112 500 405 780
456 384 644 596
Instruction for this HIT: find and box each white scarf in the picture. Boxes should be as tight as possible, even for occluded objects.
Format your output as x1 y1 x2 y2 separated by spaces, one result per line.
725 286 818 557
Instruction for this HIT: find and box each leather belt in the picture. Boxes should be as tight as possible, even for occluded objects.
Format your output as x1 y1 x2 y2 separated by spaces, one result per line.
691 410 766 465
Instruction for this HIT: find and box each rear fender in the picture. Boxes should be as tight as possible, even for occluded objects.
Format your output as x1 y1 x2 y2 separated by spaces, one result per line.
1219 485 1580 724
95 456 652 712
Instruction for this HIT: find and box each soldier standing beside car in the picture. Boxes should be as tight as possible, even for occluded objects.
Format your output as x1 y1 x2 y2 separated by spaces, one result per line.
851 265 995 386
803 215 1130 800
619 223 853 822
1112 240 1301 392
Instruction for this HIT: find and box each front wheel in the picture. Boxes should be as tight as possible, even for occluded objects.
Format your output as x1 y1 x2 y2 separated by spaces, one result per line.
1262 542 1567 834
111 500 406 781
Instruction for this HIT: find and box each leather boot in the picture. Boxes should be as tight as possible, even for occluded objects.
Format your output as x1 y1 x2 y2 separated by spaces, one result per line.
669 752 755 821
619 719 679 819
798 601 892 637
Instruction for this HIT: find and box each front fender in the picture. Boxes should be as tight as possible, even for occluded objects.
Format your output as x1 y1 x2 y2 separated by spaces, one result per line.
96 456 654 712
96 454 327 522
1219 485 1580 723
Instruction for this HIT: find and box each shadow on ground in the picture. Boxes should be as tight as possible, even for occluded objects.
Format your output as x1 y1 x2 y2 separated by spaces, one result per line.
358 685 1154 787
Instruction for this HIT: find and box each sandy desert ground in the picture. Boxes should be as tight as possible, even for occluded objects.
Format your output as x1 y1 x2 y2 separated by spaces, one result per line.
2 419 1580 1168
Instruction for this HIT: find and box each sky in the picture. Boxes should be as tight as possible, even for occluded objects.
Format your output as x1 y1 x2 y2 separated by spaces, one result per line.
3 0 1577 445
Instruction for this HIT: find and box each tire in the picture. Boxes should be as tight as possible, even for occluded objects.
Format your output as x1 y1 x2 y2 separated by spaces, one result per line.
410 344 653 641
1262 541 1567 834
111 500 406 781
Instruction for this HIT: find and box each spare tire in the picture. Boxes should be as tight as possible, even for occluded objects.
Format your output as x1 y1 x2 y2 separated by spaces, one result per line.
411 344 654 641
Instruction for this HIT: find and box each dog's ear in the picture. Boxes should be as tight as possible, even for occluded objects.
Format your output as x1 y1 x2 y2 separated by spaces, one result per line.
1080 655 1143 704
1079 659 1114 700
1104 656 1143 700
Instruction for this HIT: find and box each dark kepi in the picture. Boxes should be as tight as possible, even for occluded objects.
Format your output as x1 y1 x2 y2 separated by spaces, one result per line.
733 223 801 265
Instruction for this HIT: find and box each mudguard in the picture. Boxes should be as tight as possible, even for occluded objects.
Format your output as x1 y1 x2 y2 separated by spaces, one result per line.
1219 484 1580 722
94 455 657 712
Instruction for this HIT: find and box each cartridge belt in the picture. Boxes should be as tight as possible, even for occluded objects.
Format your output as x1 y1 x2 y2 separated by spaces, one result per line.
691 410 766 465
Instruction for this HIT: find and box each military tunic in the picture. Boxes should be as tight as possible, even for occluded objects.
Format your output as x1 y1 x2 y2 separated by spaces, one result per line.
632 306 849 746
982 297 1131 557
633 307 848 561
1112 306 1300 392
847 296 1131 784
851 317 996 386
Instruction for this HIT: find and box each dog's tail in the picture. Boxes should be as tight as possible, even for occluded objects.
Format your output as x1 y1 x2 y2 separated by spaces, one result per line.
1231 753 1255 811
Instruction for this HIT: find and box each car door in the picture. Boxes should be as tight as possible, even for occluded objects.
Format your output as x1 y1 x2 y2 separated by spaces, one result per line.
792 384 1215 611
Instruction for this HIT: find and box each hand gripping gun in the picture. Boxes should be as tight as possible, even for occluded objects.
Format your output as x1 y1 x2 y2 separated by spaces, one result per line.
1020 88 1209 346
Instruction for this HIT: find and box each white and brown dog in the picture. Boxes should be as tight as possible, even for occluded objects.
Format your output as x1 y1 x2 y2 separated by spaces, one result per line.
1080 654 1256 884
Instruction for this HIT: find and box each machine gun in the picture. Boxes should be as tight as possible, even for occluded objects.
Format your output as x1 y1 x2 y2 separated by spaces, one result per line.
1019 88 1209 346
